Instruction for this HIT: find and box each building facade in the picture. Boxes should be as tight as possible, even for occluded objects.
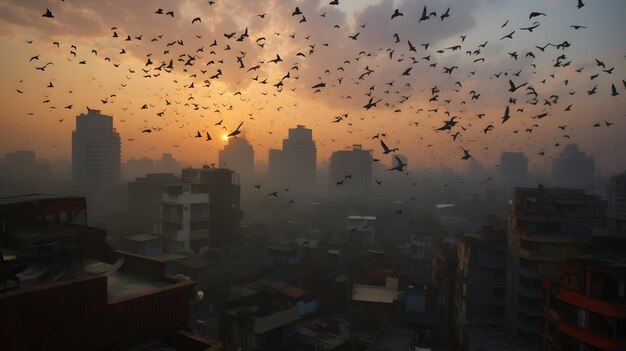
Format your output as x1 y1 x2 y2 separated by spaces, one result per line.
181 166 242 246
155 183 211 253
71 109 121 224
218 137 254 183
456 221 508 348
552 144 595 188
268 125 316 190
500 151 529 188
507 185 607 344
329 144 373 198
128 173 179 233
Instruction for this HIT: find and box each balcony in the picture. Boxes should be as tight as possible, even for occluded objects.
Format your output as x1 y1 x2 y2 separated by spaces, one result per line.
160 212 183 224
517 285 542 299
559 288 626 318
518 265 545 280
518 248 563 263
559 319 617 351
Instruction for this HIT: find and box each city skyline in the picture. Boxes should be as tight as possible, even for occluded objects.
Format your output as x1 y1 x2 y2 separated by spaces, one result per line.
0 0 625 174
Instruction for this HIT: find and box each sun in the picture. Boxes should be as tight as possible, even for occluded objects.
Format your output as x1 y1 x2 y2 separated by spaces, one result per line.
221 134 228 141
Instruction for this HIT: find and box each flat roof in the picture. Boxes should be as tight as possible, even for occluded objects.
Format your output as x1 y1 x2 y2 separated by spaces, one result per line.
370 327 415 351
0 194 81 206
221 292 300 334
83 259 171 300
125 233 161 242
352 284 398 303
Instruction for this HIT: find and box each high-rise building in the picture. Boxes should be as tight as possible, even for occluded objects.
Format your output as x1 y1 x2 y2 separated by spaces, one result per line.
218 136 254 182
500 152 528 187
71 109 121 224
455 219 508 348
507 185 606 344
1 150 52 196
329 144 373 197
128 173 179 233
552 144 595 187
181 166 242 246
268 125 316 189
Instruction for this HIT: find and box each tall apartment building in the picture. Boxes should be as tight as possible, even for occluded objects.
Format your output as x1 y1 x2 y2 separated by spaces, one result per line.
218 137 254 183
181 166 242 246
128 173 179 233
268 125 316 189
329 144 373 197
507 185 607 344
500 152 529 187
552 144 595 188
71 109 121 224
456 220 508 348
155 182 211 253
543 252 626 351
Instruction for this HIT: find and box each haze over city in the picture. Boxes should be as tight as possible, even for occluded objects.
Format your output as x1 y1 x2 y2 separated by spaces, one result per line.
1 1 626 351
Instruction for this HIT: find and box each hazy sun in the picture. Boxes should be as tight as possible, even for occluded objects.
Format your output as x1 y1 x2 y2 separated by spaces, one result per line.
221 134 228 141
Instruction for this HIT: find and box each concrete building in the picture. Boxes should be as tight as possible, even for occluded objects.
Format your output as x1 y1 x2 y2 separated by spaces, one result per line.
219 292 301 351
507 185 607 344
268 125 317 189
71 108 121 224
219 137 254 183
0 150 53 196
329 144 373 198
456 220 508 348
543 252 626 351
128 173 179 233
552 144 595 187
347 215 376 244
350 278 401 342
181 166 242 247
0 194 219 351
500 152 528 187
155 183 211 254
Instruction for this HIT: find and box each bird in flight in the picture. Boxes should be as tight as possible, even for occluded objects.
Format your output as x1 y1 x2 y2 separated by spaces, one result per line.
389 156 407 172
501 106 511 123
461 147 472 160
227 122 243 137
391 9 403 20
380 140 399 154
42 9 54 18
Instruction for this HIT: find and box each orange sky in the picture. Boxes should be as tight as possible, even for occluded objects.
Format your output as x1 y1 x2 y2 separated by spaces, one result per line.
0 0 625 174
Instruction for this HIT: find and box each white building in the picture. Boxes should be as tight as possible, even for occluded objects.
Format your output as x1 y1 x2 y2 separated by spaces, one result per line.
155 183 210 254
347 215 376 244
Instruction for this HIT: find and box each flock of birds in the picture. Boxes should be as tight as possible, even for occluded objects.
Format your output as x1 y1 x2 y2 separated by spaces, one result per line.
10 0 625 198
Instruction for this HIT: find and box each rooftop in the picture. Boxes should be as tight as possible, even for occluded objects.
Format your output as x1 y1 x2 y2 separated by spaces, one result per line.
297 313 350 351
352 284 398 304
368 326 415 351
221 292 300 334
0 194 82 207
83 257 174 300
